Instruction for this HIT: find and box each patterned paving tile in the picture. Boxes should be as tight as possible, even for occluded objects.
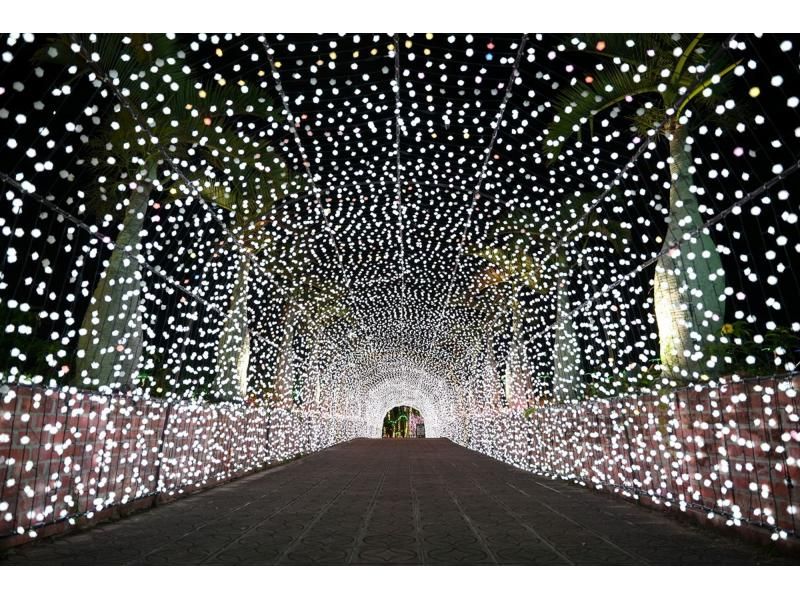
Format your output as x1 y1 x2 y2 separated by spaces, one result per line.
1 439 797 565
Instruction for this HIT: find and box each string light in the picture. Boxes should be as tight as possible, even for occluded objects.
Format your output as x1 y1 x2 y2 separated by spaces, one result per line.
0 32 798 545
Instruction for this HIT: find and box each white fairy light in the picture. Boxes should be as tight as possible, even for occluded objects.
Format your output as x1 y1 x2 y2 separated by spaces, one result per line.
0 32 798 546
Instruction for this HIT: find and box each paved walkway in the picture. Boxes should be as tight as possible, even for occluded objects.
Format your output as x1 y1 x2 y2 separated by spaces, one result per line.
2 439 796 565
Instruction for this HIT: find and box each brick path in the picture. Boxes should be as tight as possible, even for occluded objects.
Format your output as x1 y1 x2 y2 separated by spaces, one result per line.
2 439 796 565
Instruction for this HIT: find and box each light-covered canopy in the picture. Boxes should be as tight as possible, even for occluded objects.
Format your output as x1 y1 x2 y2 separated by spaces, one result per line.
0 33 798 434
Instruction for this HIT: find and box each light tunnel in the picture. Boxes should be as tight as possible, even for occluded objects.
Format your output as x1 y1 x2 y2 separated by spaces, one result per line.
0 32 799 550
362 369 456 439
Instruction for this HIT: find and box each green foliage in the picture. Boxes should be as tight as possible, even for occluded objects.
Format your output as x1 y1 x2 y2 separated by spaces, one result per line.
580 321 800 401
705 321 800 378
36 34 276 158
382 405 420 438
469 188 629 293
0 303 66 378
35 34 288 223
543 34 741 160
136 348 172 396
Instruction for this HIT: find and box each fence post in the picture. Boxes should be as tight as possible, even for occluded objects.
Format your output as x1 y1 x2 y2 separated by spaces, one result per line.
151 401 173 499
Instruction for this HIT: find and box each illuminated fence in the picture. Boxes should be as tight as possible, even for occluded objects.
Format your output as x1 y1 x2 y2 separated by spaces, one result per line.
0 383 368 544
462 374 800 541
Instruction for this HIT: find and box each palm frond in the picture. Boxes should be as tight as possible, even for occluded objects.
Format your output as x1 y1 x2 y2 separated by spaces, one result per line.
543 66 662 159
543 33 737 159
567 34 676 65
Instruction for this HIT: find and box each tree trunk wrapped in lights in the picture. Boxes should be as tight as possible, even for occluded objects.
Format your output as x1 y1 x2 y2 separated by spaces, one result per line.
484 328 505 409
654 125 726 374
552 265 583 403
504 296 534 410
274 299 298 407
542 34 738 379
212 255 252 401
76 177 152 391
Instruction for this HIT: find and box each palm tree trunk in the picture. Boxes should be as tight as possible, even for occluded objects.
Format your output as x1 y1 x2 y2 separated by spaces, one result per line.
76 177 152 392
552 263 582 401
654 125 726 375
274 299 298 407
484 329 504 408
213 256 251 401
505 298 532 409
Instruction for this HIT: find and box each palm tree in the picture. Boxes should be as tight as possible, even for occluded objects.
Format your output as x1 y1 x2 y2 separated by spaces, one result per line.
543 34 739 376
284 281 354 404
248 276 352 409
467 237 542 407
37 34 283 392
463 211 539 398
196 171 289 402
470 192 627 403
